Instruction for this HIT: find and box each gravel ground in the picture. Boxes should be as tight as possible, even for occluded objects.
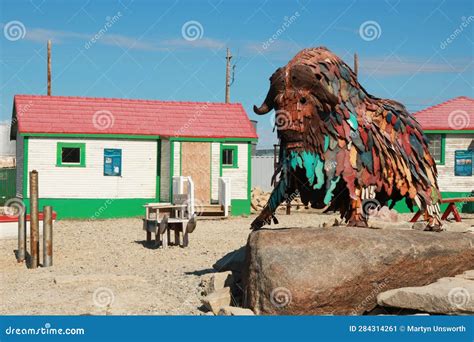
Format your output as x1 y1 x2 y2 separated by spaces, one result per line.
0 210 472 315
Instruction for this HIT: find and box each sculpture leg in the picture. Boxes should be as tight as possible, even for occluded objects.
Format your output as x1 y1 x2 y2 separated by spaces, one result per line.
346 196 368 228
423 202 443 232
250 180 286 230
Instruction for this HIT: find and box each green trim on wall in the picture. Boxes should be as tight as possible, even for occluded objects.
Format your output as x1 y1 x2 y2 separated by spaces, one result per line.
424 130 474 134
56 142 86 167
440 134 446 165
391 191 473 213
221 145 238 169
22 137 29 199
231 199 251 215
247 142 252 202
156 140 161 201
169 140 175 201
22 198 152 220
170 137 256 143
23 133 161 140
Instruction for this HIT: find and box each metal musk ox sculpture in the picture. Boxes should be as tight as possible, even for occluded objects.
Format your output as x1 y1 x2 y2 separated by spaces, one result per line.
251 47 442 231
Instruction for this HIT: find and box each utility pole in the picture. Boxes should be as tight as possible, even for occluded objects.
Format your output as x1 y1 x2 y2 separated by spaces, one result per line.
354 52 359 80
225 48 232 103
47 40 52 96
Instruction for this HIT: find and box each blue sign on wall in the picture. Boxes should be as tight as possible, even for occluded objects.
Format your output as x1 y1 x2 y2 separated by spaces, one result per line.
104 149 122 176
454 150 473 176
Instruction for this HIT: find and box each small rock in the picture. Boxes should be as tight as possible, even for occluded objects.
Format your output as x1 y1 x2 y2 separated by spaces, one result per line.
412 222 426 230
377 277 474 315
218 306 255 316
201 287 232 315
369 219 412 230
373 206 399 222
200 271 234 296
443 222 473 233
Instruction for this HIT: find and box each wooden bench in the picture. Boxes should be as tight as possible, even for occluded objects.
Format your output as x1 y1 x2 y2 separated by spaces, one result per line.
410 197 474 223
143 201 197 248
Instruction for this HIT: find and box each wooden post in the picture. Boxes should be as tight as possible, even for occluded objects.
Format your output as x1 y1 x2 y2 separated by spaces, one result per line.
354 53 358 79
225 48 232 103
29 170 39 269
17 209 26 263
43 206 53 267
47 40 52 95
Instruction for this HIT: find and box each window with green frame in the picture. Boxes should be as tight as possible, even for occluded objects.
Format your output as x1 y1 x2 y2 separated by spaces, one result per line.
221 145 238 168
56 142 86 167
426 134 445 165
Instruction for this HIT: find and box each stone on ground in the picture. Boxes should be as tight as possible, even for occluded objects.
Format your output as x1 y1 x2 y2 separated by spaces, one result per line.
377 277 474 314
201 287 232 315
217 306 255 316
243 227 474 315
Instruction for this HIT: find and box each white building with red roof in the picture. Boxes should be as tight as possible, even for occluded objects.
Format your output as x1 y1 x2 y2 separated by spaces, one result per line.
10 95 258 219
413 96 473 203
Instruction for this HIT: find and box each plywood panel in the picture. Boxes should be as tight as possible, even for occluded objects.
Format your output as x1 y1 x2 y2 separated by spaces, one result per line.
181 142 211 204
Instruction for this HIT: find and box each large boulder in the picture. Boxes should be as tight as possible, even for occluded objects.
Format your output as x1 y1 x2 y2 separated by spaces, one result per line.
243 227 474 315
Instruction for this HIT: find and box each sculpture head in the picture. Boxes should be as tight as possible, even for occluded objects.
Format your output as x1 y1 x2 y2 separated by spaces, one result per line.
254 59 339 148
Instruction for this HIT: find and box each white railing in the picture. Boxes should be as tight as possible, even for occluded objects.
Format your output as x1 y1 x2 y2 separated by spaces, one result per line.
172 176 195 217
218 177 231 217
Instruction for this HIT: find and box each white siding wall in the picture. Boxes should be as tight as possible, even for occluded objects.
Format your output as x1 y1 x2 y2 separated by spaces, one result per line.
160 139 170 202
211 142 220 201
173 141 181 176
26 137 156 199
221 143 248 200
15 132 23 197
437 134 474 192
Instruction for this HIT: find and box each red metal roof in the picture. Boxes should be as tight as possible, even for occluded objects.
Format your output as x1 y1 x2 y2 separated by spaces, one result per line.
413 96 474 131
13 95 258 139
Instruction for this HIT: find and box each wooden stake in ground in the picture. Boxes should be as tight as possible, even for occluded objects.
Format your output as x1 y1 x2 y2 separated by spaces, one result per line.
29 170 39 269
225 48 232 103
17 209 26 263
47 40 52 96
43 206 53 267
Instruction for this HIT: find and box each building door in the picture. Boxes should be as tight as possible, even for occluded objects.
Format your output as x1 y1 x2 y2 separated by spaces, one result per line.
181 142 211 204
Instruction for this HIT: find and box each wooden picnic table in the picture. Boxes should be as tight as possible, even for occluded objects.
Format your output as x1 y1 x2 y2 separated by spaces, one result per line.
143 203 195 248
410 197 474 223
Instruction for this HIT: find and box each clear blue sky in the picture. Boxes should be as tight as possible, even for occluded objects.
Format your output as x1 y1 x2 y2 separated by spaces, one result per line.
1 0 473 148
